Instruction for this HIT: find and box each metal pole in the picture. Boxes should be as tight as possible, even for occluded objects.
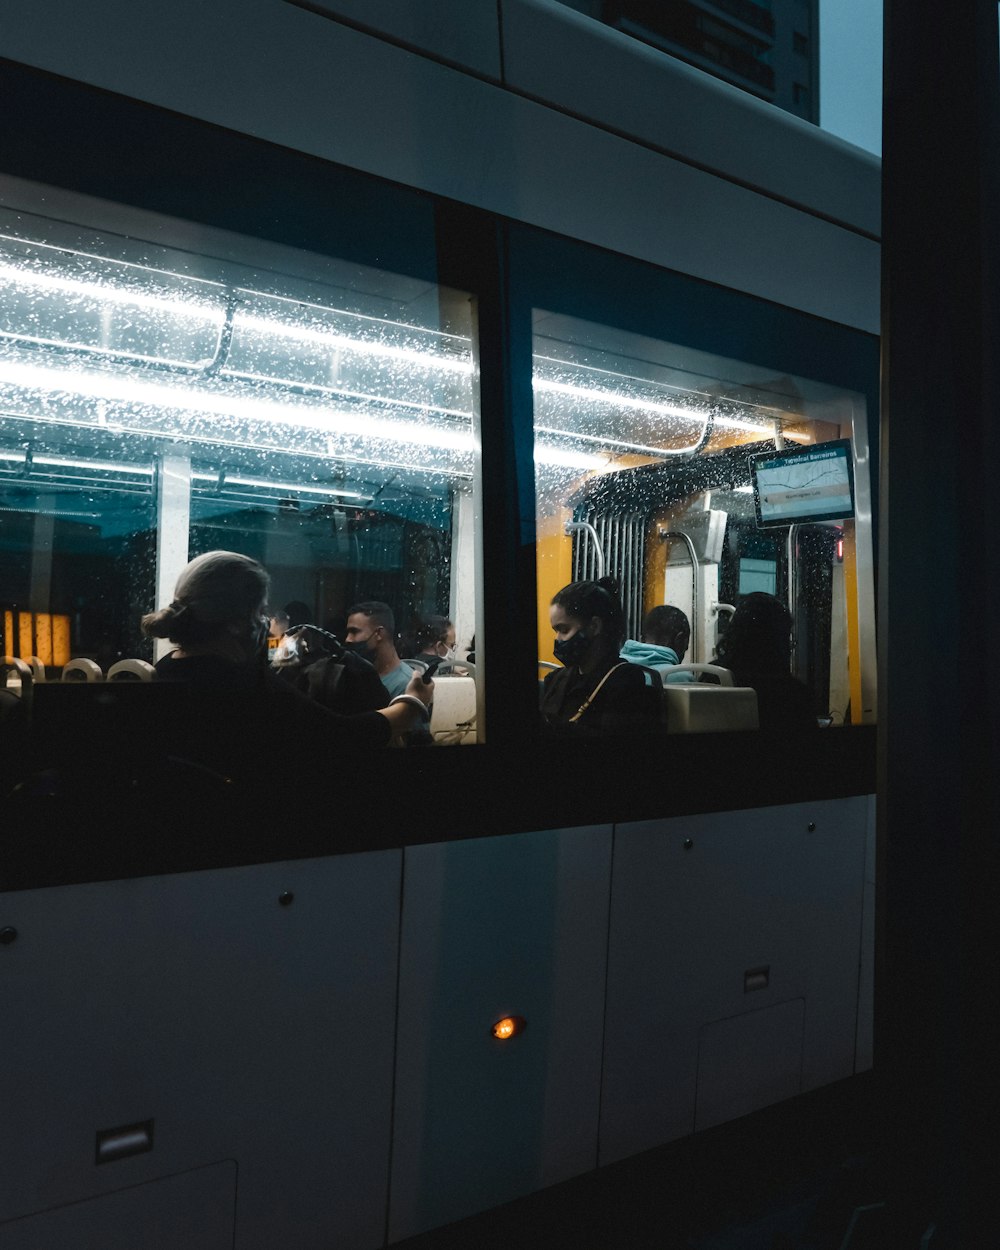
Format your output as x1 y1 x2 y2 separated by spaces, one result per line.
880 3 1000 1243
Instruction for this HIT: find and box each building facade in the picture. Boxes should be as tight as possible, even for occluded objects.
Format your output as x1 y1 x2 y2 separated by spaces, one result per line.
564 0 819 121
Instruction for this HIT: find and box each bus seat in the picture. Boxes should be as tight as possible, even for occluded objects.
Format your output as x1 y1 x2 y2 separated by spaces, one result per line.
24 656 47 682
429 675 477 745
62 658 103 682
663 684 759 733
107 659 156 682
3 656 33 693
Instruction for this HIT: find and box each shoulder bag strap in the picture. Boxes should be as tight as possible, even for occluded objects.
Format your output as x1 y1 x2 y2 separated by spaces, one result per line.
568 663 629 723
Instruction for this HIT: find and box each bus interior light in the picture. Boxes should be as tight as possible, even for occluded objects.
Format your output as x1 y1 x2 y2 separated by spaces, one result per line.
0 358 475 454
190 471 369 501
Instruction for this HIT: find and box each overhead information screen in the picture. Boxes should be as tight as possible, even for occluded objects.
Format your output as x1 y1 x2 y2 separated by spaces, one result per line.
751 439 855 527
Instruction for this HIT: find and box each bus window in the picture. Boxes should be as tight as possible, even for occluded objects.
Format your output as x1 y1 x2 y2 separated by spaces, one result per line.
0 196 483 742
532 310 876 733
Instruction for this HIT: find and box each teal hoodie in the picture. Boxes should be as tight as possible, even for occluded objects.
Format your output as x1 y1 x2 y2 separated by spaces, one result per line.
619 640 695 682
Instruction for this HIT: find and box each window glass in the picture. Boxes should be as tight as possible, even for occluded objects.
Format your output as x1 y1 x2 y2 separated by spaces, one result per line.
0 193 482 743
533 310 876 734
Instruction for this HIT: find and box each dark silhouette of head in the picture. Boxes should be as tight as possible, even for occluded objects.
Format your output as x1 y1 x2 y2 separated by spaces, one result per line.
141 550 269 652
715 592 792 675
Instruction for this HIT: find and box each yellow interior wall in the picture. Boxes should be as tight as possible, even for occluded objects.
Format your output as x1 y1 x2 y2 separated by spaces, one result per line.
536 507 574 663
841 521 864 725
644 519 668 618
18 611 32 659
52 614 71 667
34 613 53 666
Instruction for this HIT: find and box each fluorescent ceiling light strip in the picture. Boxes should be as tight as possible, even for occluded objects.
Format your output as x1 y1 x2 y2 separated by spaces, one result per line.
712 414 779 434
534 376 712 424
220 365 471 420
191 471 367 500
534 364 782 434
534 444 605 469
0 409 473 481
0 261 226 323
233 312 474 374
535 425 700 458
0 359 474 454
237 287 471 348
0 449 153 475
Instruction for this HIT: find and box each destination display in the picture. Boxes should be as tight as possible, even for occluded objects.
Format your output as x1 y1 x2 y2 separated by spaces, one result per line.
751 439 855 527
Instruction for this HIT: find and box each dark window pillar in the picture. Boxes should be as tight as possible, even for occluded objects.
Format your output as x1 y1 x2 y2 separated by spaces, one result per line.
880 3 1000 1244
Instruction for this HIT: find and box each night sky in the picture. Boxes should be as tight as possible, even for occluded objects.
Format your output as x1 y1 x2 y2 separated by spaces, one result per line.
820 1 883 155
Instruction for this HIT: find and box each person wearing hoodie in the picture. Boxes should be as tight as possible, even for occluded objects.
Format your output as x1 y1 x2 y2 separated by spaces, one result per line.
620 605 695 683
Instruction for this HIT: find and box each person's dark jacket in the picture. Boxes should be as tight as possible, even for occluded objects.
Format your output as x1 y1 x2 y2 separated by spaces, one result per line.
704 664 815 732
540 660 662 734
154 653 391 761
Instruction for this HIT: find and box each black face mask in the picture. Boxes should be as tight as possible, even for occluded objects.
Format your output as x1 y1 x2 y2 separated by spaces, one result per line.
553 630 591 668
343 638 374 658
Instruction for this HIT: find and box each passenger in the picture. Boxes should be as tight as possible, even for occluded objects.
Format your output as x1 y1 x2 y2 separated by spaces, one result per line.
709 591 815 731
142 553 432 757
284 600 311 629
277 621 389 716
540 577 662 733
405 614 457 669
620 605 695 683
344 601 414 699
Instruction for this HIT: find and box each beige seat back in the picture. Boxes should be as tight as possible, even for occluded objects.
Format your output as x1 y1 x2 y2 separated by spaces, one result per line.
3 656 34 692
429 675 477 744
61 658 104 682
107 659 156 682
662 684 759 733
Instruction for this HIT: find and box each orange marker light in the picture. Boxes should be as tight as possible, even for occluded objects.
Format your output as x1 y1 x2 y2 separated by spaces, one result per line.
491 1015 527 1041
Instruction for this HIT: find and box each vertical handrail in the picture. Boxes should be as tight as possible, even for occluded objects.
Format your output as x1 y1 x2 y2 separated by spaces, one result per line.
565 520 606 579
660 529 700 660
786 523 799 673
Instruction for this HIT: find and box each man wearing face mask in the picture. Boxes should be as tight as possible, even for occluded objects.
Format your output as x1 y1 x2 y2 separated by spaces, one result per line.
344 600 415 699
540 577 662 734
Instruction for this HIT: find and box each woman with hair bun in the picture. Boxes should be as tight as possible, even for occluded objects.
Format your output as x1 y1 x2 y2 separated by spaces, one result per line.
540 577 662 733
142 550 433 753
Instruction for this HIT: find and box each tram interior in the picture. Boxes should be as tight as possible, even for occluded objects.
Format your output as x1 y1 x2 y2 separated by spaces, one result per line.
0 201 875 738
533 309 874 729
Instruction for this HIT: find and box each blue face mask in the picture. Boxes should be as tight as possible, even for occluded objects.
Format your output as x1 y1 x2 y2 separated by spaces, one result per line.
553 630 591 668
